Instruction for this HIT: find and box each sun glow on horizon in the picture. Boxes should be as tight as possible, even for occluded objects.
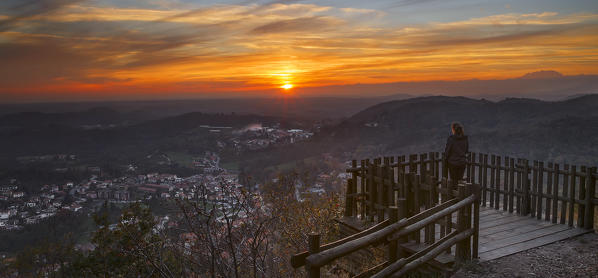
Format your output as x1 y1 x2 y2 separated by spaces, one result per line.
1 0 597 101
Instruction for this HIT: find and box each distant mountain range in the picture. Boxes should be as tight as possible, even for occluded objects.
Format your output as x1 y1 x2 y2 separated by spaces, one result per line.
293 71 598 101
520 70 564 79
2 71 596 112
1 94 597 171
0 109 286 163
0 95 414 120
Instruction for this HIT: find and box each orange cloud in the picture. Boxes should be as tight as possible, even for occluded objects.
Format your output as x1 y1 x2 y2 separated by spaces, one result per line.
0 1 597 101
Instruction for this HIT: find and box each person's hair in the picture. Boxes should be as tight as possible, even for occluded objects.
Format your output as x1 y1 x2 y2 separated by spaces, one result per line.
451 122 465 136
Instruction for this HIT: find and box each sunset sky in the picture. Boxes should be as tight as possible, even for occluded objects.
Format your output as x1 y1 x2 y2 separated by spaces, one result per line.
1 0 597 102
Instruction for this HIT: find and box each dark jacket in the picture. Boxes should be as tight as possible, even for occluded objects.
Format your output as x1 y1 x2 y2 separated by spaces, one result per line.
445 135 469 166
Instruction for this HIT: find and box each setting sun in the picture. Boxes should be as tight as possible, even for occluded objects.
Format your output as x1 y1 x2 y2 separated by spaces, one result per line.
281 84 293 90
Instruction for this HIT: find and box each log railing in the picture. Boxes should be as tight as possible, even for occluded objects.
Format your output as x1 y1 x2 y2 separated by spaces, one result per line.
291 174 480 277
291 151 597 277
345 152 597 231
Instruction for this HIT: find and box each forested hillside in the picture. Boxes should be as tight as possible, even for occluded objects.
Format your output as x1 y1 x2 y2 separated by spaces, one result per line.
315 95 598 164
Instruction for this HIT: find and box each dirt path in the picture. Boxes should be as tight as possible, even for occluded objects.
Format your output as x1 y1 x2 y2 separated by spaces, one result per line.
453 233 598 278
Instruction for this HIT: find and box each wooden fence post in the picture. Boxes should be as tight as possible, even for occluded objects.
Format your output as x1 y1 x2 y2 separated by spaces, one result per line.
369 161 376 222
455 183 470 264
430 151 436 179
546 162 553 222
531 160 538 218
388 164 396 208
409 154 417 174
397 198 408 259
344 178 353 217
472 183 480 259
579 166 587 228
516 159 522 215
442 152 448 180
482 154 488 207
495 156 501 210
536 161 544 220
414 174 421 244
348 160 358 217
383 158 390 211
523 160 531 216
466 153 472 183
502 156 509 211
377 161 385 223
489 155 496 208
478 154 484 206
419 154 427 178
307 234 320 278
424 175 436 244
441 178 451 254
400 155 407 175
509 157 515 213
360 160 367 220
584 167 596 230
503 156 509 211
552 163 559 223
466 183 472 260
568 165 576 227
388 207 399 263
435 152 441 180
472 152 478 184
430 175 438 244
560 164 569 225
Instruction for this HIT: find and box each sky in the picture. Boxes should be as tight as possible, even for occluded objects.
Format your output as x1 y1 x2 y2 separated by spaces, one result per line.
0 0 597 102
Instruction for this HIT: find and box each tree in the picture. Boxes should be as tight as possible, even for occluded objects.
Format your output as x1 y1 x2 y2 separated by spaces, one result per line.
70 203 183 277
261 173 343 277
174 181 276 278
4 174 345 278
9 235 81 278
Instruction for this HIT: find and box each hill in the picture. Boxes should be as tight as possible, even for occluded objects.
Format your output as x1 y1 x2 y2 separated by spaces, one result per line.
2 95 597 179
520 70 564 79
0 109 294 165
0 107 150 128
0 95 413 120
312 95 598 164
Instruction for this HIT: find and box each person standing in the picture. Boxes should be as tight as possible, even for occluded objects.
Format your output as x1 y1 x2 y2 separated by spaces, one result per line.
445 122 468 188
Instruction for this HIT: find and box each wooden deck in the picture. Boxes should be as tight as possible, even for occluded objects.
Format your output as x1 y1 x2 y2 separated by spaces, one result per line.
326 152 596 277
338 206 590 265
474 206 590 261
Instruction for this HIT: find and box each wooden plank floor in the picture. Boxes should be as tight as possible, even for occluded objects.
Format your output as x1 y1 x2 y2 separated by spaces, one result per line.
338 206 590 264
413 206 590 262
475 206 590 261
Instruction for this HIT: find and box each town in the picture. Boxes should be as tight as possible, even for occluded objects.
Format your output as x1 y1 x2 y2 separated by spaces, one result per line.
0 124 347 234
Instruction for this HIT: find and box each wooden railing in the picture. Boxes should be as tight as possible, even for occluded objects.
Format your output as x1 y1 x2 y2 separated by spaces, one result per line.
344 152 597 231
291 151 597 277
291 170 480 277
466 154 597 230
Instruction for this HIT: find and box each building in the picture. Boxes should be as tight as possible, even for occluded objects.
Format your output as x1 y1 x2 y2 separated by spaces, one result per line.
98 190 111 199
113 191 130 201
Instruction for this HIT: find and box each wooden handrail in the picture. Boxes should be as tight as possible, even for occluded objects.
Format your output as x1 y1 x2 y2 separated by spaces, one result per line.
320 149 598 277
372 230 463 278
387 195 475 241
290 219 390 268
388 229 474 278
292 196 460 267
305 195 475 268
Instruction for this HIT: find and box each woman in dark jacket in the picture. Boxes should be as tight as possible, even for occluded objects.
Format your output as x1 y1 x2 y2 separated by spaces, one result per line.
445 122 468 187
